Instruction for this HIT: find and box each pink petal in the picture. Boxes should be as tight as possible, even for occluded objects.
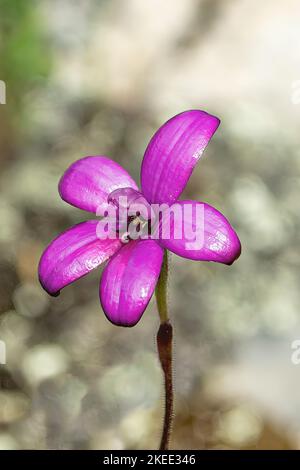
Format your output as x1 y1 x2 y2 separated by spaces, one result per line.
158 200 241 264
39 220 122 295
141 110 220 204
100 239 164 327
59 156 138 213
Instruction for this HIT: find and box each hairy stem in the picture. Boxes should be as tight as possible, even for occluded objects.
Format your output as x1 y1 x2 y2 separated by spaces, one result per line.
156 251 174 450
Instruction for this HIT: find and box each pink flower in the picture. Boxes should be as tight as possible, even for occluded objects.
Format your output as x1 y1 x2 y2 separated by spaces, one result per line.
39 110 241 326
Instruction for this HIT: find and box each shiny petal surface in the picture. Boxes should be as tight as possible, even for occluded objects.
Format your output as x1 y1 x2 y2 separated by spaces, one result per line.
141 110 220 204
100 239 164 326
59 156 138 213
39 220 122 295
158 200 241 264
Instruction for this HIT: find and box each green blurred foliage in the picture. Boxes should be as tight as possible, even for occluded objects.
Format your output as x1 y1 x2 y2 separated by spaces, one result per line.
0 0 51 163
0 0 51 110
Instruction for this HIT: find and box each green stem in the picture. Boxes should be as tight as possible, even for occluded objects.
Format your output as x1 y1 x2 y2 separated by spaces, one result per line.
156 251 174 450
156 250 169 323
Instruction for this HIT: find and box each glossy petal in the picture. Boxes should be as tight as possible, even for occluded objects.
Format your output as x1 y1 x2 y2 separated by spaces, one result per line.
100 239 164 326
141 110 220 204
59 156 138 213
39 220 122 295
158 200 241 264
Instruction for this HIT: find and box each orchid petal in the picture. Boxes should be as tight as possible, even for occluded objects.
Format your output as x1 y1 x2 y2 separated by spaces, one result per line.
100 240 163 326
39 220 122 295
59 156 138 213
141 110 220 204
158 200 241 264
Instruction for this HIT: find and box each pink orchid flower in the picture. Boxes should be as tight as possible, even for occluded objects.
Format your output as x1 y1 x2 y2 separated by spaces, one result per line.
38 110 241 326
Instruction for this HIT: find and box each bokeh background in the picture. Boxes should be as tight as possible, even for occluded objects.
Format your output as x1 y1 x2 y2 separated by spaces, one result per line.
1 0 300 450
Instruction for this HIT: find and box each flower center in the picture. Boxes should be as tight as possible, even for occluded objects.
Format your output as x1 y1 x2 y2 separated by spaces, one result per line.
107 187 155 241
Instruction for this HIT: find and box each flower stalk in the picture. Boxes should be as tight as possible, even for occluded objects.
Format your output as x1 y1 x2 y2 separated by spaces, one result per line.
156 251 174 450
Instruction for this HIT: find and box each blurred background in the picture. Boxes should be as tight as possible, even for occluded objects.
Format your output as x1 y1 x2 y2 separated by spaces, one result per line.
0 0 300 450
